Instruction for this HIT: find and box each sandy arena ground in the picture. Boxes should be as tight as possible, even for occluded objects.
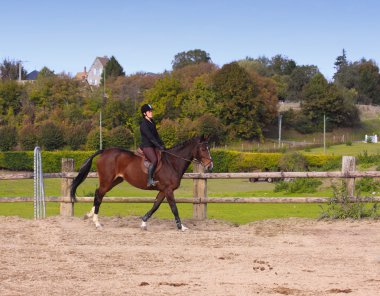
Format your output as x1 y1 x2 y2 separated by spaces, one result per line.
0 216 379 296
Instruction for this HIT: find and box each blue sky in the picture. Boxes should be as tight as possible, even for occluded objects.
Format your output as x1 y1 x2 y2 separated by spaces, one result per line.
1 0 380 80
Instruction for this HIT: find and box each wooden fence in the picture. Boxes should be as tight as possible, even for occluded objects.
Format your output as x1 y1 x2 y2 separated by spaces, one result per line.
2 156 380 220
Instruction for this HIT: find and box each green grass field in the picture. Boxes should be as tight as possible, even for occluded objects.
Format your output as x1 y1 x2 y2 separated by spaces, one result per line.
0 178 330 224
304 141 380 156
0 202 323 224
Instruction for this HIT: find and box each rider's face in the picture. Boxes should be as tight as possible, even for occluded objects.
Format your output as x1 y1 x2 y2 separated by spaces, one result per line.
145 110 153 119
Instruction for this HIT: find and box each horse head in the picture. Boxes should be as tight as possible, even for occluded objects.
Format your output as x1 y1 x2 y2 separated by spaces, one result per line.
195 135 213 172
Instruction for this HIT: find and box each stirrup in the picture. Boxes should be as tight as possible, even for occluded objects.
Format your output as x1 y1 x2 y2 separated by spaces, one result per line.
147 179 159 187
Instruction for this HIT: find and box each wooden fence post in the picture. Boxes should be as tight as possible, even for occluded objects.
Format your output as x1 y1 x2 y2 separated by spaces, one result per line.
193 162 207 220
342 156 356 197
60 158 74 216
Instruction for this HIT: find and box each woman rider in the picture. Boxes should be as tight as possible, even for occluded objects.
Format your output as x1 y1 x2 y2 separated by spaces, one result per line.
140 104 165 187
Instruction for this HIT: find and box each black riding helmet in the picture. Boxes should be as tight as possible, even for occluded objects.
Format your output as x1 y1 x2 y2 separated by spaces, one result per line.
141 104 153 116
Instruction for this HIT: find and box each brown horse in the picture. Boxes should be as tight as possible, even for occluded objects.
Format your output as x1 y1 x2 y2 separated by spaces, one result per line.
70 135 213 230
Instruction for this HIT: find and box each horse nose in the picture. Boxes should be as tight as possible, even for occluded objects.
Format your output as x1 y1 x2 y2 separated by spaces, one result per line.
207 162 213 172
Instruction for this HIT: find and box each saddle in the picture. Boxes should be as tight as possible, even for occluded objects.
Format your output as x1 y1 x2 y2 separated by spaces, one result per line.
135 148 163 174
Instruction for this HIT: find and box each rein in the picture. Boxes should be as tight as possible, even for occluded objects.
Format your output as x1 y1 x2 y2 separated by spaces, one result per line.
162 147 213 167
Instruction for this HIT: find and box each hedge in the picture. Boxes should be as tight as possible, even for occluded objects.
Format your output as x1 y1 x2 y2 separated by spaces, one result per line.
0 151 95 173
0 149 341 173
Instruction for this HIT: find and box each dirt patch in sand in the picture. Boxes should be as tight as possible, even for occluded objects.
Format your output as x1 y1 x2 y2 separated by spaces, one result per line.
1 216 379 295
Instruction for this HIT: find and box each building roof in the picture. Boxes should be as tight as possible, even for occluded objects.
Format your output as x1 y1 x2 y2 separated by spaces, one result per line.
97 56 109 66
26 70 39 80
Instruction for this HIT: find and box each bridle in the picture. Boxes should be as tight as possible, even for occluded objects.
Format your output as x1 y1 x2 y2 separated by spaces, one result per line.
162 142 213 168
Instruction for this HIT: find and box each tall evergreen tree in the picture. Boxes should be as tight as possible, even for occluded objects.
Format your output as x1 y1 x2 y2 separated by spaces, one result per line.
101 56 125 84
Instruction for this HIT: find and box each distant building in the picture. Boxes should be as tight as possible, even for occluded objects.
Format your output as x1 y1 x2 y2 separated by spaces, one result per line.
26 70 39 80
75 67 88 82
87 56 109 86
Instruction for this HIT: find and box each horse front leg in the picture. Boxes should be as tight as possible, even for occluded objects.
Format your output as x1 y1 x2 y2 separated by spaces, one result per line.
166 189 188 231
141 191 165 230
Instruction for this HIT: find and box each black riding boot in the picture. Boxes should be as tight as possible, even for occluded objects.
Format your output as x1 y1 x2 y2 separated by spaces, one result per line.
147 164 158 187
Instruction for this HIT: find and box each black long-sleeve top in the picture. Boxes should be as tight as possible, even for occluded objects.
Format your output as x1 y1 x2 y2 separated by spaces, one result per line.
139 117 165 148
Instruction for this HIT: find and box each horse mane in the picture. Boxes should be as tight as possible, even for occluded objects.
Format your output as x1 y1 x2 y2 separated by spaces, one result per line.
167 136 201 151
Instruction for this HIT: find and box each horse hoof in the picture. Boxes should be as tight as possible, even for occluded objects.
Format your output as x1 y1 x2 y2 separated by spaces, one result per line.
95 223 103 229
181 224 188 232
140 221 147 230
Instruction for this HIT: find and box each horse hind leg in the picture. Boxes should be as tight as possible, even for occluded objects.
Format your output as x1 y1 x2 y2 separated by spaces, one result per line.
84 206 95 220
89 177 123 229
90 188 104 229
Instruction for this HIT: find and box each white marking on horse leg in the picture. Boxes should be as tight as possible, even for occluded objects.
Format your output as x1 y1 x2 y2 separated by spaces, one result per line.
140 220 147 230
93 214 102 229
84 206 95 220
181 224 188 231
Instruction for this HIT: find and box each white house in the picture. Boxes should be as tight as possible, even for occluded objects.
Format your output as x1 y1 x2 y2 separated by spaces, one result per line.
87 56 109 86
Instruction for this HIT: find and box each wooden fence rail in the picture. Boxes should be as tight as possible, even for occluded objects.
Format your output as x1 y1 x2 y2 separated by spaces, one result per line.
2 156 380 219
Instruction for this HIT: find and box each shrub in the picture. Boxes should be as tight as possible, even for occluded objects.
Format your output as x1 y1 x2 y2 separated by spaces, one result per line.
320 181 380 219
64 124 90 150
0 126 17 151
355 177 380 194
193 114 226 145
0 149 343 174
19 125 38 150
86 128 109 150
274 178 322 193
0 151 96 172
107 126 134 149
38 121 64 150
279 152 307 171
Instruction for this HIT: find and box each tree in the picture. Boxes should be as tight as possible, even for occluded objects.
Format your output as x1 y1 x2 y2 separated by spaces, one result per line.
0 58 27 80
102 97 134 129
356 59 380 104
270 54 296 76
172 62 217 89
181 76 218 120
172 49 211 70
101 56 125 84
334 49 348 73
144 75 184 122
213 62 265 140
38 67 55 78
0 80 26 118
239 56 273 77
333 49 356 89
287 65 319 102
301 74 359 130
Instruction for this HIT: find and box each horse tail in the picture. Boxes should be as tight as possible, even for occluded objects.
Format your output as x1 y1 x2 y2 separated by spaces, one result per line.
70 150 104 202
